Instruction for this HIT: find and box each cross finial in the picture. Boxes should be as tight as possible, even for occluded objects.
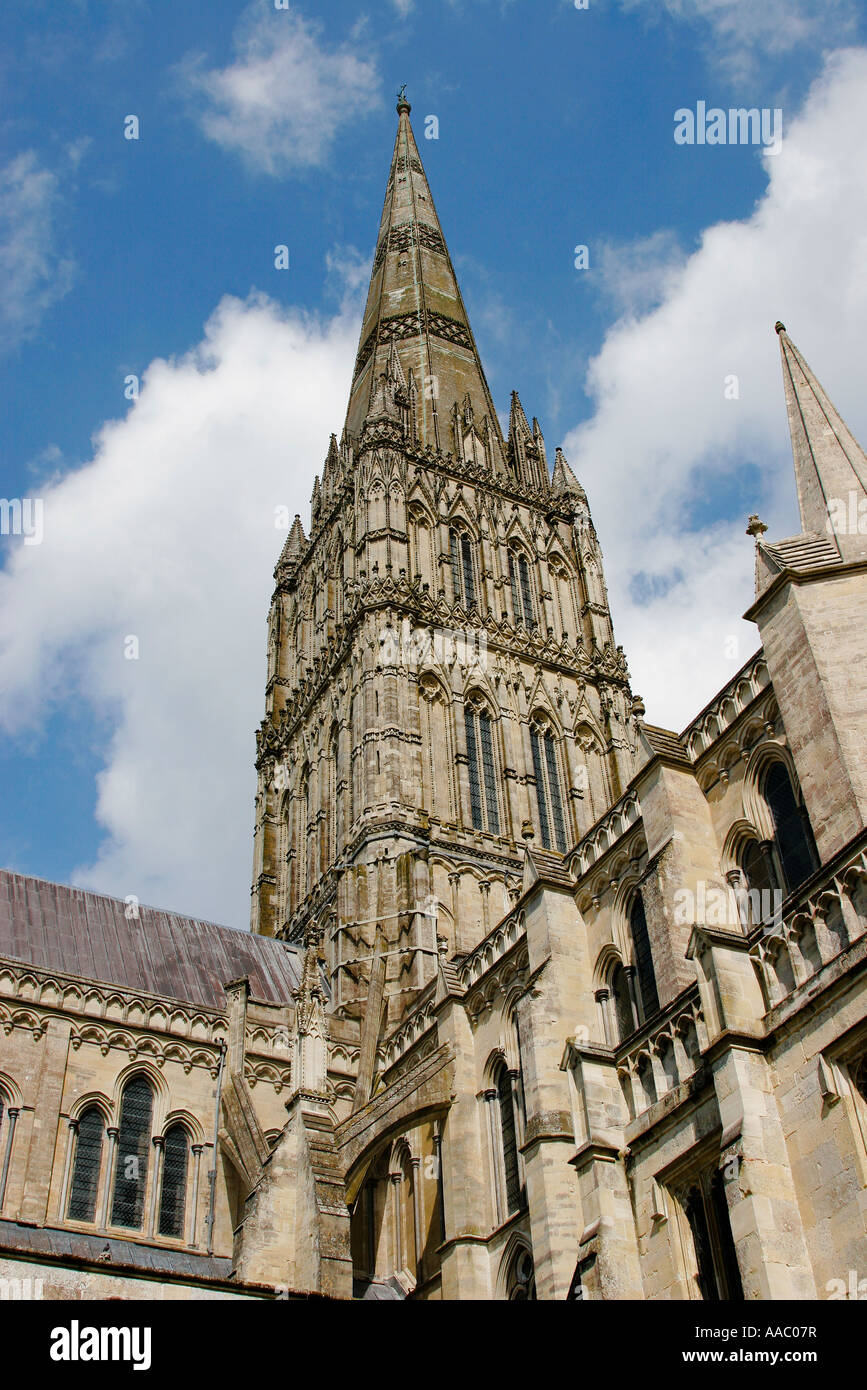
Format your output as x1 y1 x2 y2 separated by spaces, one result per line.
396 83 410 114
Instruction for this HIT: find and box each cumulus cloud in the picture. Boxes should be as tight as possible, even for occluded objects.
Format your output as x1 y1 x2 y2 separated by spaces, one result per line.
566 47 867 730
2 50 867 927
0 294 357 927
181 5 381 176
619 0 859 77
0 151 75 352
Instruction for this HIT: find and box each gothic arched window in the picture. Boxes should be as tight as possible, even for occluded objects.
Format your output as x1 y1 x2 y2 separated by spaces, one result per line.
497 1065 521 1215
530 723 567 851
610 962 635 1042
464 703 500 834
508 550 536 631
630 892 659 1020
763 762 817 895
158 1125 189 1239
68 1106 105 1224
450 527 476 608
507 1246 537 1300
683 1170 744 1301
111 1076 153 1230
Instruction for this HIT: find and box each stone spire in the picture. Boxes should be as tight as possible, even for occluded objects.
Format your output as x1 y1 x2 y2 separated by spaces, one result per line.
776 322 867 563
344 91 507 470
551 446 586 503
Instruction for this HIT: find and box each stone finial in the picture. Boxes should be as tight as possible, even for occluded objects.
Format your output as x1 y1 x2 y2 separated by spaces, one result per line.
746 514 768 539
775 321 786 335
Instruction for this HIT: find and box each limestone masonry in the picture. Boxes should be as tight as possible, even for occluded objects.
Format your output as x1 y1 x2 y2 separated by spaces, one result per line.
1 98 866 1301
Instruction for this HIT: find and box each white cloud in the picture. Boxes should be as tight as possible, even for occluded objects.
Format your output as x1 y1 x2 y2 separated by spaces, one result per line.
182 6 381 176
3 50 867 928
0 151 75 352
0 294 356 928
619 0 858 77
565 47 867 731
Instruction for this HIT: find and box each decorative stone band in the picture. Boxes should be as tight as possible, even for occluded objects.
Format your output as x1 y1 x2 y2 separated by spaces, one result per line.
749 836 867 1012
615 986 707 1125
353 310 474 382
372 220 447 272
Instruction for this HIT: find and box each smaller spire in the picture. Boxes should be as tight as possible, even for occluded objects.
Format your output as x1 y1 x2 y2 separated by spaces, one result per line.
776 322 867 564
279 514 306 567
551 447 587 502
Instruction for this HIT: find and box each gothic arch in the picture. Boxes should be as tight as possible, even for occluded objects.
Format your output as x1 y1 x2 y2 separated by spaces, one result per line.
720 818 763 877
68 1091 113 1126
111 1061 169 1133
495 1231 536 1301
160 1109 205 1147
0 1071 22 1110
742 743 800 843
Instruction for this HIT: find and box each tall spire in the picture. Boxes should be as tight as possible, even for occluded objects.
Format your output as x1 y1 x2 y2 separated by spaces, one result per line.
344 91 507 470
776 322 867 563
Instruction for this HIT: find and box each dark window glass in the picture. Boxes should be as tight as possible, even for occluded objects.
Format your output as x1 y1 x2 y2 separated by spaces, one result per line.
450 529 461 604
508 552 536 630
508 1247 536 1300
158 1125 189 1239
611 964 635 1042
741 840 778 896
497 1068 521 1214
685 1184 719 1301
111 1076 153 1230
518 555 536 631
630 894 659 1018
764 763 816 894
478 710 500 835
465 710 483 830
466 707 500 835
685 1172 744 1301
68 1107 104 1224
461 534 475 608
530 728 551 849
450 529 475 608
509 552 520 625
710 1172 744 1301
543 732 567 851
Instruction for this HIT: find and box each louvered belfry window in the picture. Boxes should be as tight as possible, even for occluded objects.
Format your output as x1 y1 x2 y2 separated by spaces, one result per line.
68 1106 105 1223
530 726 567 852
465 705 500 835
508 551 536 631
111 1076 153 1230
450 528 475 608
158 1124 189 1239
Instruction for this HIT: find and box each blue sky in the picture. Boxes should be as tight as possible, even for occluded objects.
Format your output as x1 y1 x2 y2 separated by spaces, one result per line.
1 0 866 927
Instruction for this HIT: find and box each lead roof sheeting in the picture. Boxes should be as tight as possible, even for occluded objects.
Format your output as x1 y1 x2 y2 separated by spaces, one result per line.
0 1220 233 1279
0 870 300 1010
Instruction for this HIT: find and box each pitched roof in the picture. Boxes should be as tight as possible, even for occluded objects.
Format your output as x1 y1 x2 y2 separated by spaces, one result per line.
641 724 690 765
760 532 843 574
0 869 300 1011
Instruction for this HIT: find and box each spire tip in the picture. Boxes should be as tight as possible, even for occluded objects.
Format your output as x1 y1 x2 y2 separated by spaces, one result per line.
396 83 410 115
775 320 786 335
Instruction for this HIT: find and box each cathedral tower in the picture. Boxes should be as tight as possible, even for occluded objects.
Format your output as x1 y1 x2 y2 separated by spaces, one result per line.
250 95 639 1029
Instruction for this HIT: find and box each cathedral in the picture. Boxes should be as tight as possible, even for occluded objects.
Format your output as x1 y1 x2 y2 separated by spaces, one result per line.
1 95 866 1302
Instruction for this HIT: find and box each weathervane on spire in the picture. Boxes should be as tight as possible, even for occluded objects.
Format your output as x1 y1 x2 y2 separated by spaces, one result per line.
396 83 410 112
397 83 407 102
